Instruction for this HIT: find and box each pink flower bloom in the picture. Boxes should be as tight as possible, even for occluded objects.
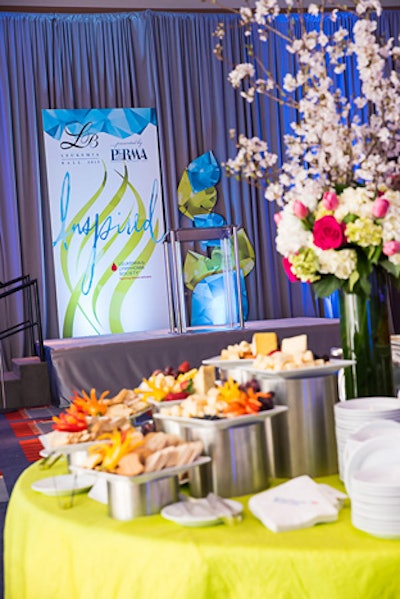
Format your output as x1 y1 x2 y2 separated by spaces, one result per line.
383 241 400 256
313 215 344 250
322 191 339 210
274 211 283 225
293 200 308 219
282 257 299 282
372 197 389 218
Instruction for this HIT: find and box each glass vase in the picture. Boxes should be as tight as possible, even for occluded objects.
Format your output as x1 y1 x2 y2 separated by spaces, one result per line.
339 269 394 399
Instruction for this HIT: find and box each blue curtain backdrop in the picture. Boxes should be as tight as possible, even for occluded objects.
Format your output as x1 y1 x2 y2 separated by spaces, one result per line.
0 9 399 366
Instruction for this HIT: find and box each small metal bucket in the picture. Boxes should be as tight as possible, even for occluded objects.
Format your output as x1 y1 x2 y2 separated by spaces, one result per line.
107 475 179 521
260 374 339 478
185 420 269 498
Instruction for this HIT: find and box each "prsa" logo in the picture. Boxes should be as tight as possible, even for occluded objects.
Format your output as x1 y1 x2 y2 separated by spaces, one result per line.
111 147 148 161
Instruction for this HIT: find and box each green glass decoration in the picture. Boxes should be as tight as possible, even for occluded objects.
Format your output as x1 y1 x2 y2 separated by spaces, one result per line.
340 268 394 399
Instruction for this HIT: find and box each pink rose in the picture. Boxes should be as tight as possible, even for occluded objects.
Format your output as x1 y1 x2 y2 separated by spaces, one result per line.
383 241 400 256
313 215 344 250
372 197 390 218
282 257 299 282
293 200 308 219
322 191 339 211
274 211 283 225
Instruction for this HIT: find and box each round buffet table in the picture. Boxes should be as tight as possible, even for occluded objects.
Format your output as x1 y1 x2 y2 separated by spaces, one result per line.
4 460 400 599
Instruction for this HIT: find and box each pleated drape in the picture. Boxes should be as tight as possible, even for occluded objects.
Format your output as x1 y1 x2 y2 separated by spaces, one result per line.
0 10 398 366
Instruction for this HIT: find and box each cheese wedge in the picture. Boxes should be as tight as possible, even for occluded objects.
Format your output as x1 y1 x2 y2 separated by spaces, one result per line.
281 334 308 356
252 332 278 356
193 365 216 395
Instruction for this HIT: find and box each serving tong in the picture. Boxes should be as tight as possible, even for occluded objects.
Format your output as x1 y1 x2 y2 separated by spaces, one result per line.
39 451 63 470
178 492 243 524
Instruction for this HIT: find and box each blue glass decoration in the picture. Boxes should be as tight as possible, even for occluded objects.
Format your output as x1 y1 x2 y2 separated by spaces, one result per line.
193 213 226 228
187 151 221 193
191 271 248 327
193 213 227 251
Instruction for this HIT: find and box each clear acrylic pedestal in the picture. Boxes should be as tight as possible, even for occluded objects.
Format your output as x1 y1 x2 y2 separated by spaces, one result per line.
164 226 244 333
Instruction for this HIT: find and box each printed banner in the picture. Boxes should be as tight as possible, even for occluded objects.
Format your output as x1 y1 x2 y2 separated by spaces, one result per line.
42 108 170 337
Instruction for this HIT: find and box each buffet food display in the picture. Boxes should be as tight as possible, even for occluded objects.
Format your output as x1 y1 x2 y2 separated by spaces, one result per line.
133 361 205 403
40 387 149 452
212 332 332 372
32 331 397 540
252 333 327 371
158 377 275 420
218 332 278 360
81 429 204 476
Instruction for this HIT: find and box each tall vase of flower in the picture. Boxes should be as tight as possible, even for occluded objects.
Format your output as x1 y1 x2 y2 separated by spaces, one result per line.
339 267 394 399
213 0 400 402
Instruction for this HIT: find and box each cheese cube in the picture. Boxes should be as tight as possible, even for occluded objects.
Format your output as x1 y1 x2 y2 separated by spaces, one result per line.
252 332 278 356
193 365 216 395
281 334 308 356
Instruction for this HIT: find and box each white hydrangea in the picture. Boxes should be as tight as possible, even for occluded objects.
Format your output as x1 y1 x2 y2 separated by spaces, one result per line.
380 188 400 208
275 210 313 256
382 210 400 242
389 253 400 266
317 248 358 280
334 186 374 221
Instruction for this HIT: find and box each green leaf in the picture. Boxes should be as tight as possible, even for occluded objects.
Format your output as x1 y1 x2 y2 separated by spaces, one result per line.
356 249 372 277
312 275 342 298
343 213 357 224
382 260 400 280
334 183 348 195
367 244 382 264
348 270 359 292
302 217 314 231
359 273 371 296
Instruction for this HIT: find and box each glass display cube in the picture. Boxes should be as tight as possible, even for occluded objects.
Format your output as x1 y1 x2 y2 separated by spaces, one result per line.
164 226 245 333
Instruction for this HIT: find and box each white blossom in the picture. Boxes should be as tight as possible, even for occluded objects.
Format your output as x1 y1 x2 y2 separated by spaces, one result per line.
283 73 298 92
355 0 382 16
228 63 255 88
240 7 253 24
219 0 400 294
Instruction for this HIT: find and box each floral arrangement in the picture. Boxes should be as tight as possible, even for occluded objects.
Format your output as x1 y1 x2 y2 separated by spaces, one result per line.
213 0 400 298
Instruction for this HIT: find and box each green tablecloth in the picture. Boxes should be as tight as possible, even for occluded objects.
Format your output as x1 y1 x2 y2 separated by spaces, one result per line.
4 460 400 599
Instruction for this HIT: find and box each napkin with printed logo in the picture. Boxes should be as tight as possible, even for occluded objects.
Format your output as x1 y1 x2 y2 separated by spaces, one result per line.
248 475 347 532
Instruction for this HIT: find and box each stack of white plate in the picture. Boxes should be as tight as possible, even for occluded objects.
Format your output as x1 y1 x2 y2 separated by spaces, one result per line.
334 397 400 480
344 435 400 539
342 419 400 475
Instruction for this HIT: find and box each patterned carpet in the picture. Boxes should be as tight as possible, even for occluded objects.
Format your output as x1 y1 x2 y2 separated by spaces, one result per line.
4 407 61 466
0 405 63 596
0 474 8 503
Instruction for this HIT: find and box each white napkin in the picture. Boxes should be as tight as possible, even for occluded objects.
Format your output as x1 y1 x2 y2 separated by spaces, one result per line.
248 475 347 532
39 431 70 451
88 479 108 504
317 483 347 510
